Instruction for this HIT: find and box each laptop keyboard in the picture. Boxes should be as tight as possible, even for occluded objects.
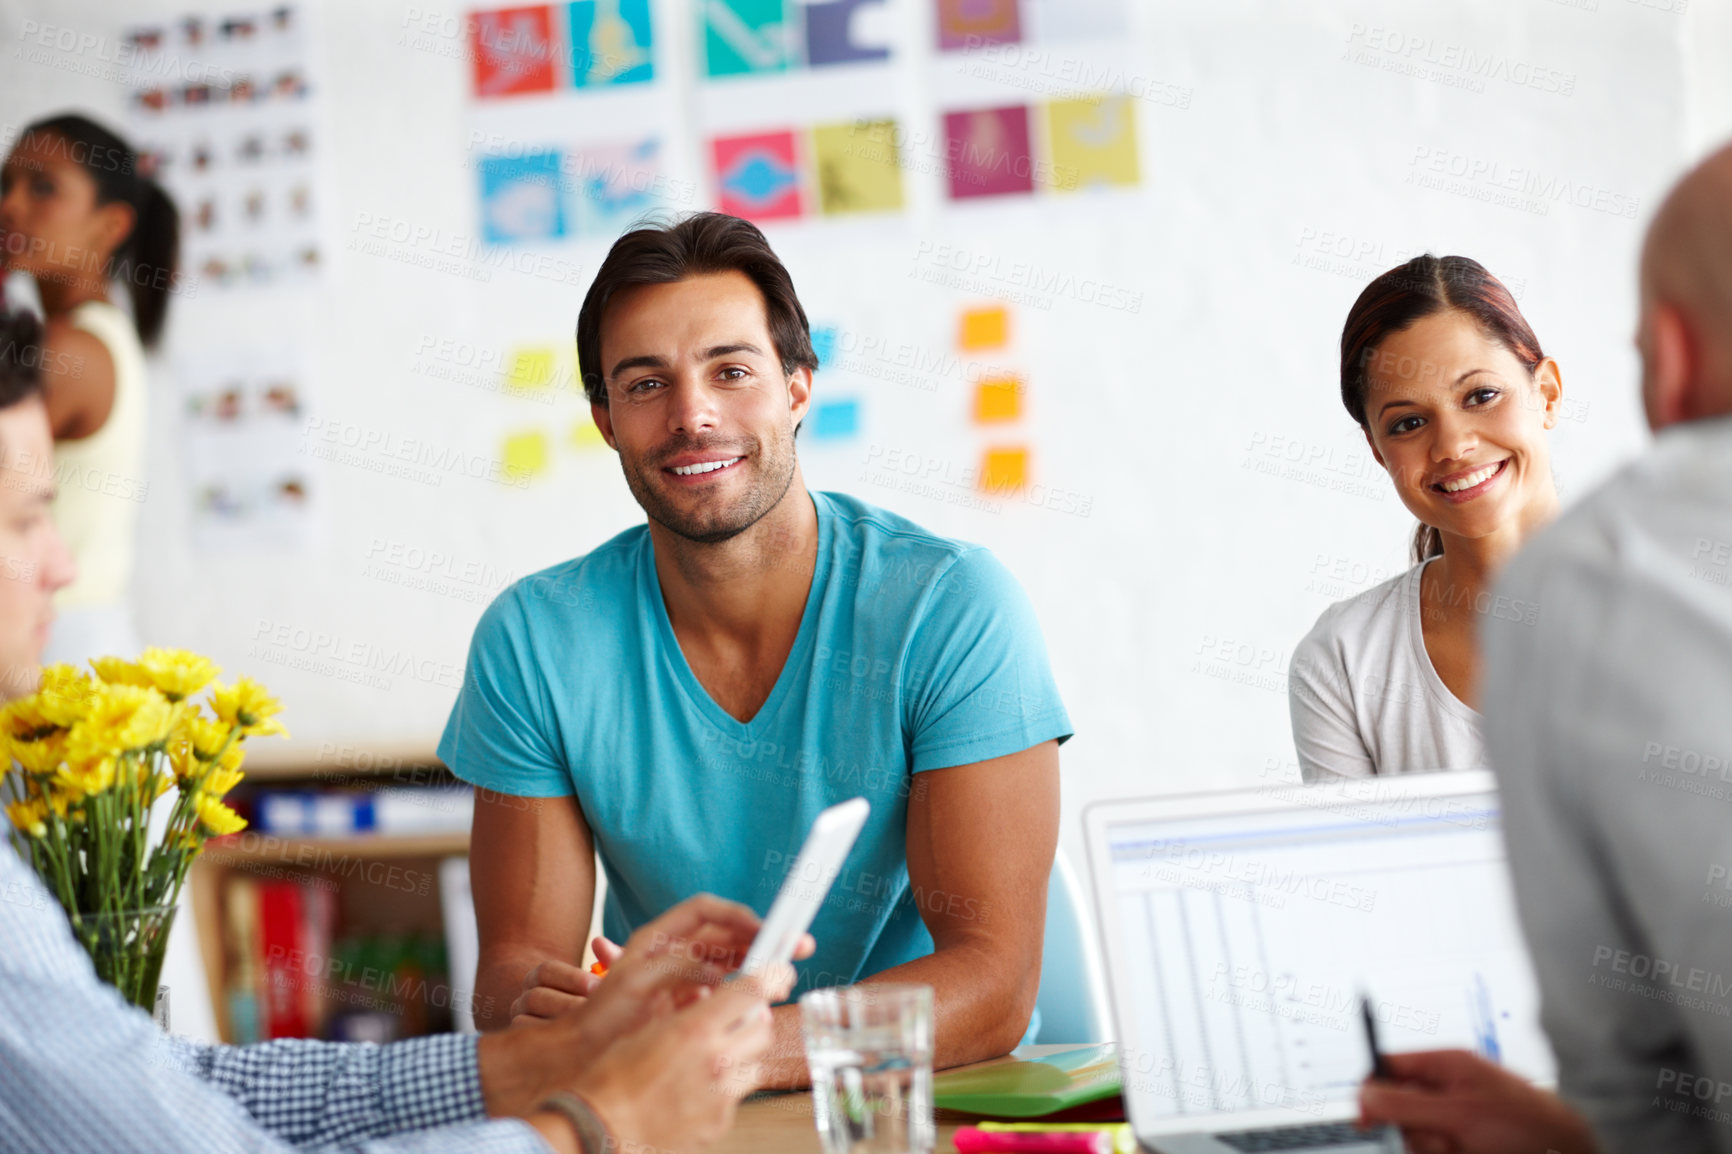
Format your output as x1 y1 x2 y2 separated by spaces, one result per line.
1214 1122 1378 1150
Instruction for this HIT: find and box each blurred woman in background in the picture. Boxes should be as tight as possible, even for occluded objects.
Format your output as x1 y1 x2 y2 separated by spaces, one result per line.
0 112 178 672
1288 255 1563 781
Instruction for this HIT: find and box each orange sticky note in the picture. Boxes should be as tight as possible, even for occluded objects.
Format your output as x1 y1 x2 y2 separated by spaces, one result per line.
973 376 1023 423
981 447 1028 493
959 305 1009 351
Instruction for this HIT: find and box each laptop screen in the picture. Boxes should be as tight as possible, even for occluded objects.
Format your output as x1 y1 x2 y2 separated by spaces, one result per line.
1102 785 1554 1125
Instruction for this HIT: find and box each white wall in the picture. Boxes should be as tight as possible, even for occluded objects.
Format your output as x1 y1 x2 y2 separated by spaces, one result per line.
2 0 1725 889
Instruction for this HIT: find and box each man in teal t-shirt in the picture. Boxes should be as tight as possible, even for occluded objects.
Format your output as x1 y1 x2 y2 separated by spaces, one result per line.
440 213 1071 1087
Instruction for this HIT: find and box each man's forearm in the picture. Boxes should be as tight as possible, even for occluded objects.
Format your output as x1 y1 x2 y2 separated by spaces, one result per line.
756 941 1035 1090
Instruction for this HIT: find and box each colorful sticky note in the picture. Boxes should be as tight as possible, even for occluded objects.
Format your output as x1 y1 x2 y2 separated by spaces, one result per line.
944 106 1035 200
936 0 1020 51
810 325 839 366
702 0 791 77
506 347 558 390
805 0 890 66
959 305 1008 350
973 377 1022 423
470 6 559 97
570 137 665 236
810 397 861 439
812 119 904 216
569 416 608 450
479 151 566 243
503 430 551 480
1046 94 1139 192
712 130 803 221
568 0 654 86
981 446 1028 493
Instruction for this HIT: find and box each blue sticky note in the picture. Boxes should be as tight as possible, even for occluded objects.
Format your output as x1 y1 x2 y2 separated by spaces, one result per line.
479 151 567 244
805 0 890 67
810 397 860 439
810 324 838 366
569 0 654 86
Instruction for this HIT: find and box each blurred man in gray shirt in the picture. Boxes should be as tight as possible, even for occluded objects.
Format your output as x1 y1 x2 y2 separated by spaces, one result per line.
1484 140 1732 1154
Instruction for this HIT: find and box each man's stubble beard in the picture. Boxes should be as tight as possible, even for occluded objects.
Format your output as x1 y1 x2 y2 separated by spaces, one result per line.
618 422 799 546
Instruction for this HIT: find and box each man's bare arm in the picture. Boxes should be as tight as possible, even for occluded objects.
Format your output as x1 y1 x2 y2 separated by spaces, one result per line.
757 740 1061 1088
469 788 595 1031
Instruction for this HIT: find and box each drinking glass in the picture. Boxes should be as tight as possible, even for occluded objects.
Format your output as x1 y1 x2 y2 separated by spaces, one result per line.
800 984 935 1154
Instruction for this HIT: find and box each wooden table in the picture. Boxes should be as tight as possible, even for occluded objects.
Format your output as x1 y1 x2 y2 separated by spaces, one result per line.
715 1045 1082 1154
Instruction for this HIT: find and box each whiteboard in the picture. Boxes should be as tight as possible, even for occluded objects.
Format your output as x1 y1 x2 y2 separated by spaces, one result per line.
3 0 1710 862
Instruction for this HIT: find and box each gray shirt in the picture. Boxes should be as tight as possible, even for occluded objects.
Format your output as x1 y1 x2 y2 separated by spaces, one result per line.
1484 412 1732 1154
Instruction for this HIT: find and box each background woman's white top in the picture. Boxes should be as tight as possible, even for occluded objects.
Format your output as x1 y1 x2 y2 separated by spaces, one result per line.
1288 560 1490 780
56 296 145 606
55 299 146 611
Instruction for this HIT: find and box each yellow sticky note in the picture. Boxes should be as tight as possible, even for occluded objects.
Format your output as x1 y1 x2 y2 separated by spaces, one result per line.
973 376 1023 423
1046 94 1140 192
959 306 1009 351
569 417 608 451
506 346 558 391
981 446 1028 493
502 430 550 480
812 119 906 216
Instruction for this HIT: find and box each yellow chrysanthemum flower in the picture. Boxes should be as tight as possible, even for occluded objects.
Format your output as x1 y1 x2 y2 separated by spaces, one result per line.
166 736 197 781
210 678 287 738
9 730 68 776
5 797 48 837
63 722 121 770
0 696 55 741
202 765 244 796
38 663 99 727
89 656 154 689
83 684 176 752
195 793 247 837
138 648 221 702
54 754 116 798
183 715 232 762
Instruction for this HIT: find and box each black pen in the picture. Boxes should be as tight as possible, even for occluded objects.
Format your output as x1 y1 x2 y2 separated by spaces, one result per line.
1360 993 1395 1081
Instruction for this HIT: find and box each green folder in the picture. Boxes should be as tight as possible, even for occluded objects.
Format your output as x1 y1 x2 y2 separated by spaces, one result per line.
933 1044 1121 1117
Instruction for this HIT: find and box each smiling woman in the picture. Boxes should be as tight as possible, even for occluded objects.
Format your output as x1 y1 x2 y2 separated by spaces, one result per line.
1288 255 1563 781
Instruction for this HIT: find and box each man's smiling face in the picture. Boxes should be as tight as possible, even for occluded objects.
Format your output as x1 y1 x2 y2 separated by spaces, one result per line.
594 271 811 544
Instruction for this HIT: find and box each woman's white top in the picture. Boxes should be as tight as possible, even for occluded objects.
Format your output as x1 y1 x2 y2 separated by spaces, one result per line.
1287 559 1490 781
54 300 147 609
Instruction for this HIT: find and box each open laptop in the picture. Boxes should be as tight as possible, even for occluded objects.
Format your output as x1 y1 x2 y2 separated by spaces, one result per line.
1083 770 1555 1153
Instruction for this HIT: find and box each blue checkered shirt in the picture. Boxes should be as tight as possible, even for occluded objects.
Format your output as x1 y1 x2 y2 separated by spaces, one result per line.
0 842 548 1153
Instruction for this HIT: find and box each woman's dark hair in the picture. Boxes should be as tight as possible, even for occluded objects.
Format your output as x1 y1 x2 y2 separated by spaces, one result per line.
20 113 180 349
1339 254 1544 564
0 310 47 409
575 212 816 405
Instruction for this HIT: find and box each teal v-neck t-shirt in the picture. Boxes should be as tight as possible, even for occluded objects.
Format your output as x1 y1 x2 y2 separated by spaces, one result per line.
438 490 1073 995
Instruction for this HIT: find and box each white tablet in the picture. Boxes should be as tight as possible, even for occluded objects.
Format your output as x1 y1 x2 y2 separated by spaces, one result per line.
739 797 870 977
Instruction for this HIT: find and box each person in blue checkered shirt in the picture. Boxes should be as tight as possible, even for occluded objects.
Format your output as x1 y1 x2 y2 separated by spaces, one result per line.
0 308 798 1153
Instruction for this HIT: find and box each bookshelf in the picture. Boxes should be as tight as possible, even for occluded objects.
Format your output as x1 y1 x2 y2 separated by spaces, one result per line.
189 748 475 1044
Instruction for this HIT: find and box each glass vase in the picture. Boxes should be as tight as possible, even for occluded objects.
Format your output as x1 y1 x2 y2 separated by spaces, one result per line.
66 905 178 1020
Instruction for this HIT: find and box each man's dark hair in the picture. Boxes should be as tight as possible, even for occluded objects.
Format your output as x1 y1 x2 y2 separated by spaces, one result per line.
0 310 47 410
575 212 818 405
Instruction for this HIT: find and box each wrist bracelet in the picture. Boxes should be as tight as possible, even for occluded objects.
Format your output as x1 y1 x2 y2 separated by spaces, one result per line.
537 1090 613 1154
